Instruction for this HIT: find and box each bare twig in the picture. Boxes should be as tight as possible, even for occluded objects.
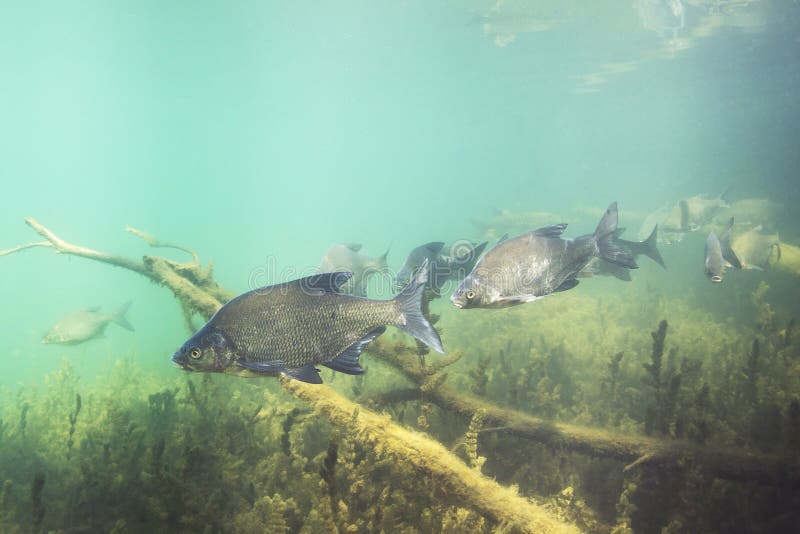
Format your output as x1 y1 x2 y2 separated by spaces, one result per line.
0 241 52 256
126 225 200 264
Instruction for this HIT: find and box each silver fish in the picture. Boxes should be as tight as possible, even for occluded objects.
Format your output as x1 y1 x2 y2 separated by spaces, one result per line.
42 302 134 345
451 203 637 309
318 243 389 297
172 262 443 384
640 191 729 243
705 217 742 282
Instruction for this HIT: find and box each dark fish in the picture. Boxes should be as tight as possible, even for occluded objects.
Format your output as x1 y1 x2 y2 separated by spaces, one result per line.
318 243 389 297
395 241 488 292
580 257 633 282
432 241 489 291
451 202 637 309
617 225 666 269
394 242 444 289
705 217 741 283
580 224 666 282
172 262 443 384
42 302 134 345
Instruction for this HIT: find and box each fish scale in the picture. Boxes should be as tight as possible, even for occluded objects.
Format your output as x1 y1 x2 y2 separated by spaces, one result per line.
215 289 398 368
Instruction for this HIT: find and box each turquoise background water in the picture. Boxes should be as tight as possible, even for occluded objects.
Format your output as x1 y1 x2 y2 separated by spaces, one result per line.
1 1 798 386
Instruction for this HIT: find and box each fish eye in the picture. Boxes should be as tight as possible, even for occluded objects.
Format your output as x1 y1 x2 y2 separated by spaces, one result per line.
466 290 475 300
189 348 202 359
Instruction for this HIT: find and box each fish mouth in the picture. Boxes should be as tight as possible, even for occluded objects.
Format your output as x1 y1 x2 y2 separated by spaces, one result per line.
450 296 464 309
171 352 190 370
711 275 723 283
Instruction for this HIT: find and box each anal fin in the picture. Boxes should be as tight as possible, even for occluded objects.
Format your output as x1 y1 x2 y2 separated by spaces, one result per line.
284 365 322 384
323 327 386 375
555 278 580 292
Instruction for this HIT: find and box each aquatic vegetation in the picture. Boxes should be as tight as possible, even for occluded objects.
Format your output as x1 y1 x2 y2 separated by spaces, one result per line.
2 219 799 532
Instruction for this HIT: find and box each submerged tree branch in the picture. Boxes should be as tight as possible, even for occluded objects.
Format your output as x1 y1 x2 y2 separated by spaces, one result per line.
2 217 580 533
281 378 579 534
367 339 800 487
126 225 200 264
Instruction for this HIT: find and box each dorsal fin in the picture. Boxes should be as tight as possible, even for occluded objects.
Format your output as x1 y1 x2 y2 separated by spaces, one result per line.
343 243 362 252
533 224 567 238
424 242 445 254
297 272 354 294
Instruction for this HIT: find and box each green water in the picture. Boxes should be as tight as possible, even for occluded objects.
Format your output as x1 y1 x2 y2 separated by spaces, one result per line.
1 2 799 532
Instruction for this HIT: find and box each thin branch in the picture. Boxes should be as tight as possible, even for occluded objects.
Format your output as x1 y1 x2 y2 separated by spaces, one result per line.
24 217 150 275
126 225 200 264
0 241 52 256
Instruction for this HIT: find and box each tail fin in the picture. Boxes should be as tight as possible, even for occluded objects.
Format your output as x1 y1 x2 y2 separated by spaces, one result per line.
394 260 444 354
373 244 391 273
594 202 637 269
112 301 135 332
719 217 742 269
641 225 666 269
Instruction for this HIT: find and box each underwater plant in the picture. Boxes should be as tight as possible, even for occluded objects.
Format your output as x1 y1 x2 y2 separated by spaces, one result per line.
2 218 799 533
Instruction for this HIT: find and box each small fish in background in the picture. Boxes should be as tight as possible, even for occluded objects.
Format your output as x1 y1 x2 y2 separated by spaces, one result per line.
726 198 783 230
705 217 742 283
172 262 443 384
452 202 637 309
318 243 389 297
42 302 134 345
471 209 568 243
640 190 730 243
432 240 489 291
732 225 781 271
394 242 445 290
679 191 730 231
395 240 488 292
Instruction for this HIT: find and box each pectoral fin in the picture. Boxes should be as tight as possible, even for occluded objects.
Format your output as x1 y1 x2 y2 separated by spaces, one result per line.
494 294 541 306
555 278 580 292
236 360 288 373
